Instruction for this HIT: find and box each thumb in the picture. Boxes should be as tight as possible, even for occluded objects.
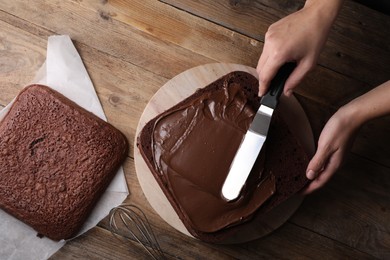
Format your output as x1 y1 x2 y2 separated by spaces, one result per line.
303 150 342 194
306 146 330 180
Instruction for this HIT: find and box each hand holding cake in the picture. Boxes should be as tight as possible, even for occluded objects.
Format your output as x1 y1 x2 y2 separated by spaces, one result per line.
304 80 390 193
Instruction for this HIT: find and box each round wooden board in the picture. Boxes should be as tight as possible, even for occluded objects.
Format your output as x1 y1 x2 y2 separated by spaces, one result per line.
134 63 315 243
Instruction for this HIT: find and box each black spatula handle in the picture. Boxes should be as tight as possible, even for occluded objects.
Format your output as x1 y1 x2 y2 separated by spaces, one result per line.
260 62 296 109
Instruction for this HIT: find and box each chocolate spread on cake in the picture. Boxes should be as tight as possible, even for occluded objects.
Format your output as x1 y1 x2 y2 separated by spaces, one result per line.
151 78 276 233
138 71 310 241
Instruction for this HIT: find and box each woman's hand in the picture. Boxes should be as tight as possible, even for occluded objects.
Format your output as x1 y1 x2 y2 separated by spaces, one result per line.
303 107 360 194
303 80 390 194
257 0 344 96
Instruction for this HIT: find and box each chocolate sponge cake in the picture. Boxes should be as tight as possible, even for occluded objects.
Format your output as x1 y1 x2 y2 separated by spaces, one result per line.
0 84 128 240
137 71 310 242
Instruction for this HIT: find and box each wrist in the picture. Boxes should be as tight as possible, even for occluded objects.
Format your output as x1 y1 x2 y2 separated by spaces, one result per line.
337 102 365 131
304 0 344 27
304 0 344 10
343 80 390 124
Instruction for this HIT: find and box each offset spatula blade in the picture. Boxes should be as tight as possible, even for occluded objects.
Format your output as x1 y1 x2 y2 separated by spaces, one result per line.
222 63 296 201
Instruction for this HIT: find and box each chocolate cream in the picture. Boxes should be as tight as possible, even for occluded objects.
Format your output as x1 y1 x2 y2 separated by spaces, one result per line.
152 79 276 233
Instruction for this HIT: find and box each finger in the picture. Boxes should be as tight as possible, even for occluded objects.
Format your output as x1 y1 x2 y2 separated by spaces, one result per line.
303 152 341 194
256 45 269 71
306 145 331 180
256 54 269 96
303 165 336 195
258 57 284 96
284 59 314 96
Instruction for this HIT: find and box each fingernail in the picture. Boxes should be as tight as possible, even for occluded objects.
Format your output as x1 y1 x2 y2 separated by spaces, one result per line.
286 90 292 96
307 170 317 180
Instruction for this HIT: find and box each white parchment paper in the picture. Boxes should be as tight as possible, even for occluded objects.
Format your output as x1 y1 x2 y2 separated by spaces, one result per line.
0 35 129 260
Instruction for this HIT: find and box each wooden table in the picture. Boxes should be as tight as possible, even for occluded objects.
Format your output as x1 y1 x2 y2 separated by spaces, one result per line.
0 0 389 259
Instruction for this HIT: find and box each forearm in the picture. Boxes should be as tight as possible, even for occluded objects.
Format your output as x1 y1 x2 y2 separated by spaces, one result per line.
339 81 390 127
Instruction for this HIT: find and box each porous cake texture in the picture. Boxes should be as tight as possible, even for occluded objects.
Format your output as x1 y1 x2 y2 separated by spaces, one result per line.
0 84 128 240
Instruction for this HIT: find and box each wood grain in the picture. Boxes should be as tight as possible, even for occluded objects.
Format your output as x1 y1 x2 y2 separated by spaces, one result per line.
76 0 262 67
291 153 390 259
160 0 390 86
74 0 374 108
0 0 213 80
0 0 389 259
0 18 46 104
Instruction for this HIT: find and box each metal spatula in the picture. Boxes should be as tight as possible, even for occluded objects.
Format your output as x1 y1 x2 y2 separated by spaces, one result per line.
222 63 296 201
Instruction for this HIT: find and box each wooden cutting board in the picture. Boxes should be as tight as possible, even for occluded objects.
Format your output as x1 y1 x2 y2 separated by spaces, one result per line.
134 63 314 243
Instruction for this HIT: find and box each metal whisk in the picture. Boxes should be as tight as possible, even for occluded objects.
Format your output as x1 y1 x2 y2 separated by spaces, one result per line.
109 204 165 259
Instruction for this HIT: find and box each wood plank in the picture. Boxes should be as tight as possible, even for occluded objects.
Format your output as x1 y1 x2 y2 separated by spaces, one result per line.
0 16 46 102
51 227 156 259
77 0 261 67
52 223 374 259
353 116 390 168
160 0 390 86
291 153 390 259
241 223 374 259
0 1 213 80
217 0 390 50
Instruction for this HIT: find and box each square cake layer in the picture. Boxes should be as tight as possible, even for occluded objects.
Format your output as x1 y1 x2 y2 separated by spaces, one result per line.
0 84 128 240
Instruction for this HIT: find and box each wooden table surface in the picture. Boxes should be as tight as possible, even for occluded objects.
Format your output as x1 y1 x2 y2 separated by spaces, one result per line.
0 0 389 259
